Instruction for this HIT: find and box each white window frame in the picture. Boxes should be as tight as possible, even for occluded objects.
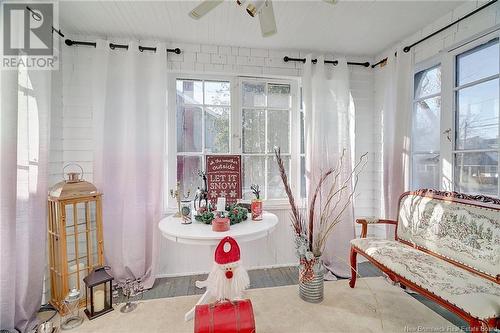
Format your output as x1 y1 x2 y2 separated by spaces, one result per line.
237 77 300 205
166 73 300 212
410 58 442 190
442 30 500 197
412 29 500 195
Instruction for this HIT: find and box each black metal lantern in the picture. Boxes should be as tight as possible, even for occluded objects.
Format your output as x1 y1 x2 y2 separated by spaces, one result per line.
83 266 114 319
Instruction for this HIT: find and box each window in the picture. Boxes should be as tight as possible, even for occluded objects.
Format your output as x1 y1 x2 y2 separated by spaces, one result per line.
176 79 231 190
174 77 296 202
411 65 441 189
454 38 499 196
241 80 292 199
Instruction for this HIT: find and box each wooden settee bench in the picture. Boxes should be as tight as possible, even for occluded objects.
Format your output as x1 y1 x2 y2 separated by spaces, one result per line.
349 189 500 332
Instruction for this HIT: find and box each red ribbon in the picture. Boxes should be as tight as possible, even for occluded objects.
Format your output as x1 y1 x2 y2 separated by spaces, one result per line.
299 257 317 283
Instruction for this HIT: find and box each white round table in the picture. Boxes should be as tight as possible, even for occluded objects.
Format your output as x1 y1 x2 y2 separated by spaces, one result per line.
158 212 279 321
158 212 278 246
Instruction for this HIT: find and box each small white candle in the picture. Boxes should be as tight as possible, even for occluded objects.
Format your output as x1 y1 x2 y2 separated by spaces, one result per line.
216 197 226 212
93 289 105 312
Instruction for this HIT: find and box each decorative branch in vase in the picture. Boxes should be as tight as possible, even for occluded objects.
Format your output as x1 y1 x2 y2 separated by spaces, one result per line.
274 147 367 302
250 184 263 221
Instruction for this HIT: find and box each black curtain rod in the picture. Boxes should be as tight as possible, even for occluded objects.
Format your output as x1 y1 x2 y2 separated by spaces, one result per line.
283 56 370 67
26 6 64 38
372 0 497 68
403 0 497 53
65 39 181 54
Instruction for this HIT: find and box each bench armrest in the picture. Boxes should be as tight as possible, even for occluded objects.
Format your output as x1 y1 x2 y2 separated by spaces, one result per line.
356 217 397 238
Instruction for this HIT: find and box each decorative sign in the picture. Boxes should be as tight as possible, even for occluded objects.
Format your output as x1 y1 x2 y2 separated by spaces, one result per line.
206 155 242 206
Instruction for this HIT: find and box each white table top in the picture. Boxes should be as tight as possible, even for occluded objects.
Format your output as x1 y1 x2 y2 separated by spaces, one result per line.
158 212 278 246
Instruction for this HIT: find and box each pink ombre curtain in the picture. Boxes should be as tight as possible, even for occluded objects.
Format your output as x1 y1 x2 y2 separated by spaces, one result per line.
382 47 413 237
0 63 52 331
303 55 355 279
89 40 167 289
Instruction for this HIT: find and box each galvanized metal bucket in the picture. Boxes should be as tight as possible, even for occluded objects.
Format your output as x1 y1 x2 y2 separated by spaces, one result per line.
298 258 325 303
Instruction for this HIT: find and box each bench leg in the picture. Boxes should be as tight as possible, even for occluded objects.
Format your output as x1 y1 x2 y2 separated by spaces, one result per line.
349 247 357 288
469 319 488 332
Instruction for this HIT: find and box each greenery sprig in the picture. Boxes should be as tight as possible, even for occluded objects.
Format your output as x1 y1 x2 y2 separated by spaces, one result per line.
227 205 248 225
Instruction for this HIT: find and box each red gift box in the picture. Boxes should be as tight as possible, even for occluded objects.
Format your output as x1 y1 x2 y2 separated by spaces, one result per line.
194 299 255 333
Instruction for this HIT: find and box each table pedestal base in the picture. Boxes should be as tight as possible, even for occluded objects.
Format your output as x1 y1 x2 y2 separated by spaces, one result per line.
185 279 211 321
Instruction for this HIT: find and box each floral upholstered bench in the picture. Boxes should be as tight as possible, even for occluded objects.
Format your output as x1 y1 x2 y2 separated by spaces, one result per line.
349 189 500 332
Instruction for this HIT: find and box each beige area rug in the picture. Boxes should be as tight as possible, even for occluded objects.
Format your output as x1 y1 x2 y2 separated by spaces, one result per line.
69 277 458 333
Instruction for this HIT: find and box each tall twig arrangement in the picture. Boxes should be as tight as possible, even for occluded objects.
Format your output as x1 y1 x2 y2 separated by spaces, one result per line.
274 147 368 258
274 147 305 236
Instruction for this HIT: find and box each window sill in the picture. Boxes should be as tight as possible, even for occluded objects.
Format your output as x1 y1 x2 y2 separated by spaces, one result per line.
263 201 293 211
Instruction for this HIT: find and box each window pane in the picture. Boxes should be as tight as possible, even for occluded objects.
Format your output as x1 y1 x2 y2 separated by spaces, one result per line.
177 156 202 192
268 83 291 108
242 82 265 107
456 79 499 150
242 156 265 200
414 66 441 98
300 111 305 154
411 153 440 190
300 156 306 198
242 109 265 153
412 96 441 152
204 81 230 105
177 105 202 152
177 79 203 104
457 38 499 86
267 110 290 153
454 152 498 196
267 155 290 199
205 107 229 153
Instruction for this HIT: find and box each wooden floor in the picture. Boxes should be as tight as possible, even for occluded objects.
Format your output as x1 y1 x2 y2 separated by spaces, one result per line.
143 262 384 300
138 262 465 329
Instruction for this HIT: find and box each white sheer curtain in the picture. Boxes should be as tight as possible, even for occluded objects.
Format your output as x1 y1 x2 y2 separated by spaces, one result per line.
381 47 414 234
89 40 167 289
0 63 52 331
303 55 355 279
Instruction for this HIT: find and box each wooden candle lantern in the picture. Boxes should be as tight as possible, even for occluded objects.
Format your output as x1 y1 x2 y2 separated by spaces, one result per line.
47 164 104 313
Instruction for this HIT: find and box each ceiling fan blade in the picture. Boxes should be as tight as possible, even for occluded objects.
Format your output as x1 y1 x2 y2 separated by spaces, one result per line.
258 0 277 37
189 0 224 19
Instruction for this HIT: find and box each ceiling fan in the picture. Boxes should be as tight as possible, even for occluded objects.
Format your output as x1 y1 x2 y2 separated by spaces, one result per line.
188 0 337 38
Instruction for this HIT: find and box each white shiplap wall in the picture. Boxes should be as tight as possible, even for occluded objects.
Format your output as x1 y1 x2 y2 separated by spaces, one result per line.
51 39 380 276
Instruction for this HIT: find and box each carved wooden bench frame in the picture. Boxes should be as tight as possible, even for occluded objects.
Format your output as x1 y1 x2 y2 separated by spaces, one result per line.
349 189 500 332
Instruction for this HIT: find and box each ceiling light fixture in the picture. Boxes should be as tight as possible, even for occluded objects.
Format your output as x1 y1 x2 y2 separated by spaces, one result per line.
246 0 266 17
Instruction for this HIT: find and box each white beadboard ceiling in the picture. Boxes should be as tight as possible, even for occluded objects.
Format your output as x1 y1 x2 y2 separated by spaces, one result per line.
59 0 465 56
